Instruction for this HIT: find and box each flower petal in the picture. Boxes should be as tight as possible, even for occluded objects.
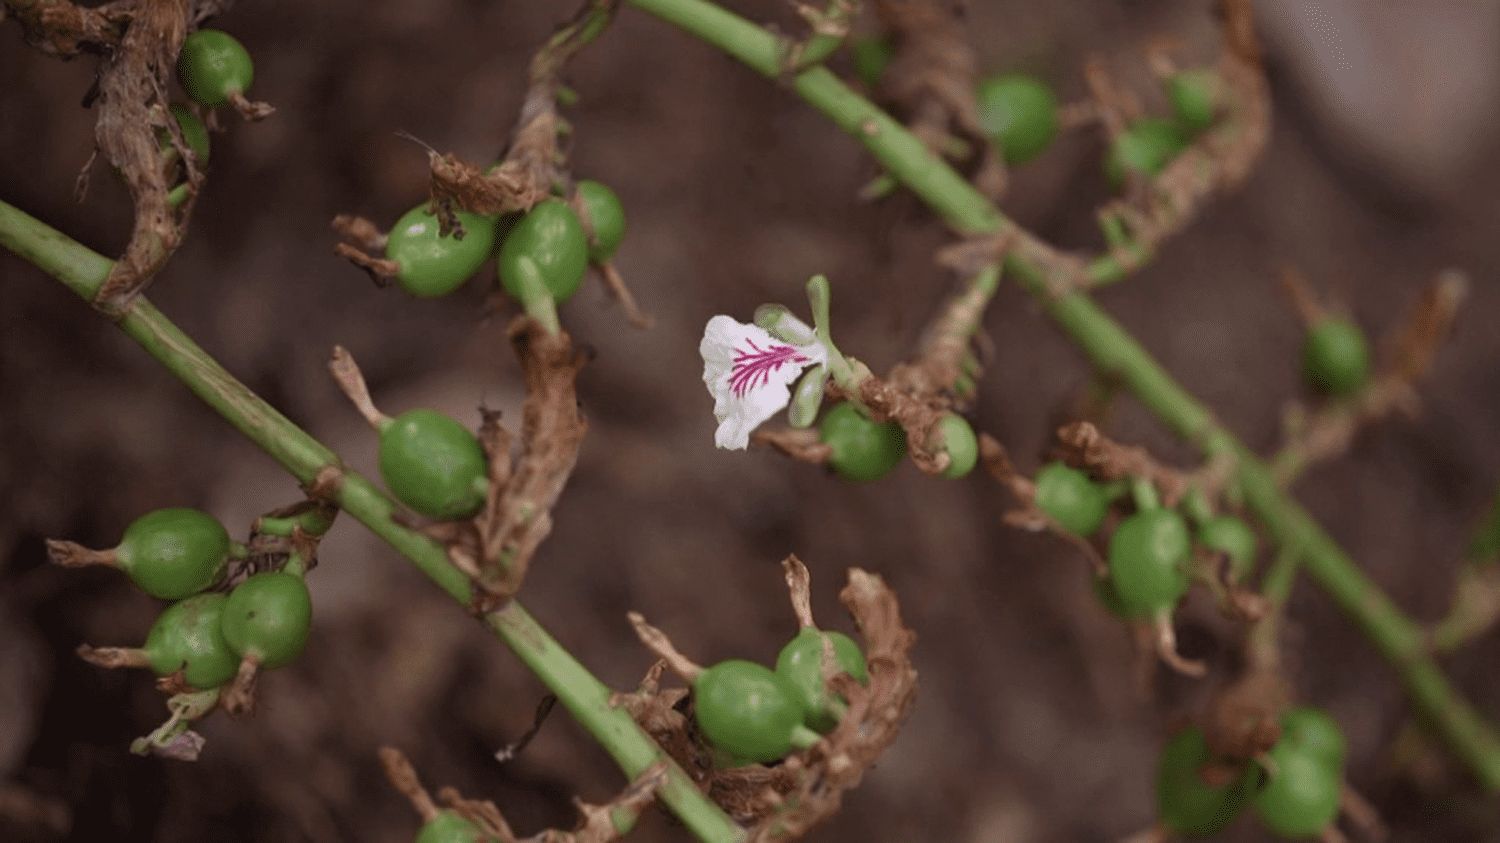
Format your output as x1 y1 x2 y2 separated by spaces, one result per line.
700 315 826 450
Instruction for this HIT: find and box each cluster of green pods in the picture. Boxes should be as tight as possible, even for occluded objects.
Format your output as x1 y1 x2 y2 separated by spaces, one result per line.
67 508 312 691
1157 707 1346 838
1029 464 1259 617
693 627 869 765
380 182 625 305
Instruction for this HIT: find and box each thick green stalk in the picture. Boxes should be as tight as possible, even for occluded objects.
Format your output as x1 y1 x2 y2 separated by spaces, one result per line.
629 0 1500 789
0 199 742 842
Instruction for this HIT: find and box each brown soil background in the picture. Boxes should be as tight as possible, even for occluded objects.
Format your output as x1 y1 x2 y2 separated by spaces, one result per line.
3 2 1499 841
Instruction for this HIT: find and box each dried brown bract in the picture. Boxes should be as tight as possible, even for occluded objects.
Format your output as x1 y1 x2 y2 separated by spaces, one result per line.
1055 420 1197 505
1203 669 1287 761
428 0 620 231
2 0 128 56
448 317 590 605
624 561 917 839
870 0 1005 196
380 745 665 843
90 0 193 314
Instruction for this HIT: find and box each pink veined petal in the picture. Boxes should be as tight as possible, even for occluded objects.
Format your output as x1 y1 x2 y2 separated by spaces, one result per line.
727 338 813 398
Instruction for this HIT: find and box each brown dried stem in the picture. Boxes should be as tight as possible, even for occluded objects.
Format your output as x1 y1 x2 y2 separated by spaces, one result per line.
76 644 150 670
220 653 261 716
45 538 118 569
326 345 389 429
783 554 817 629
379 746 442 822
626 612 704 681
750 427 831 465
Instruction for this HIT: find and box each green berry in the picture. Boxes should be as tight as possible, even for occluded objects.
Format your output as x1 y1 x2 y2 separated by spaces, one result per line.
221 571 311 670
177 30 255 107
378 409 488 521
774 629 868 733
384 204 500 299
974 74 1059 165
1198 515 1258 581
116 508 230 599
160 104 211 164
1105 118 1188 187
1156 726 1259 837
1034 462 1109 536
1254 739 1342 838
1302 318 1369 397
1108 509 1192 614
497 199 589 303
574 180 626 262
143 594 239 689
817 402 906 482
693 660 807 763
415 810 491 843
850 37 893 89
1168 69 1221 134
933 414 979 479
1279 707 1347 772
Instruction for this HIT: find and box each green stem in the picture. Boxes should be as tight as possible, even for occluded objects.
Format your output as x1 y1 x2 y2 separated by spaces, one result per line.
0 198 742 842
629 0 1500 790
1130 477 1160 512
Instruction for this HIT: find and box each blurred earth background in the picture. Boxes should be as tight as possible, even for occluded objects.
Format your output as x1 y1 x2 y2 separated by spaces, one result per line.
3 1 1500 840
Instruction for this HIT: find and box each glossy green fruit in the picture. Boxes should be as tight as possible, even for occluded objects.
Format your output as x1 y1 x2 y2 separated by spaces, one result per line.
1156 726 1259 837
933 414 979 479
415 810 491 843
775 628 869 733
574 180 626 262
1198 515 1258 581
1279 707 1347 772
497 199 589 303
160 104 211 163
177 30 254 107
974 74 1059 165
851 37 893 89
1302 318 1369 397
1168 69 1221 134
818 402 906 482
384 204 500 298
221 572 311 669
143 594 239 689
693 660 806 763
378 409 488 521
1034 462 1109 536
116 508 229 599
1254 739 1342 838
1105 118 1188 187
1108 509 1192 613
